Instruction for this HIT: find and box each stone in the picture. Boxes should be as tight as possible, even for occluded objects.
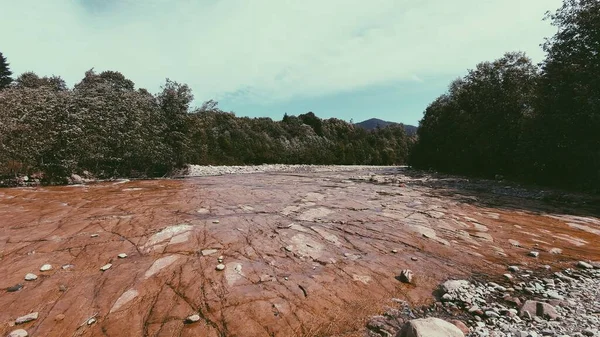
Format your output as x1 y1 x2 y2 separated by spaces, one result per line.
450 320 469 335
504 273 513 280
55 314 65 321
40 264 52 271
59 284 68 292
118 253 128 258
399 269 413 283
582 329 596 336
577 261 593 269
508 265 519 272
24 273 37 281
8 329 28 337
216 264 225 271
6 284 23 292
509 239 521 247
520 300 559 320
15 312 38 324
411 257 418 261
87 317 96 325
185 314 201 323
392 249 398 253
441 280 470 293
90 234 99 238
529 251 539 258
100 263 112 271
70 174 84 184
549 248 562 254
399 317 465 337
62 264 74 270
212 220 220 224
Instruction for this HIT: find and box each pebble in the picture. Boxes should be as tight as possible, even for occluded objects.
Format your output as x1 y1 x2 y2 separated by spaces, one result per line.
90 234 99 238
529 251 540 258
100 263 112 271
87 317 96 325
216 264 225 271
40 264 52 271
118 253 128 258
62 264 74 270
399 269 413 283
411 257 418 261
24 273 37 281
6 284 23 292
212 220 220 224
185 314 201 323
508 265 520 272
504 273 514 280
577 261 593 269
391 249 398 253
55 314 65 321
15 312 38 324
7 329 28 337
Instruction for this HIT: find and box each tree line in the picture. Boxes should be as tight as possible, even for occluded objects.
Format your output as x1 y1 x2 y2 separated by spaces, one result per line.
0 59 412 184
410 0 599 192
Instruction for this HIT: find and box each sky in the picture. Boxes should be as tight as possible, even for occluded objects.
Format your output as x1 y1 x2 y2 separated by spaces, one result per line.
0 0 562 126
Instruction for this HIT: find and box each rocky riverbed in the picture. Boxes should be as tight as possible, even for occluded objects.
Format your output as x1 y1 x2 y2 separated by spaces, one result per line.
1 166 599 337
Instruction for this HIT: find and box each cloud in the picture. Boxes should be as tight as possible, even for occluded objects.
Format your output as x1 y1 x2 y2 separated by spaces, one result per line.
0 0 562 104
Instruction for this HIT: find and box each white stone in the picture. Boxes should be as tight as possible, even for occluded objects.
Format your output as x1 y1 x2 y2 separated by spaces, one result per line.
216 264 225 271
40 264 52 271
24 273 37 281
577 261 593 269
186 314 201 323
100 263 112 271
528 251 539 258
90 234 99 238
400 317 464 337
8 329 28 337
15 312 38 324
118 253 128 258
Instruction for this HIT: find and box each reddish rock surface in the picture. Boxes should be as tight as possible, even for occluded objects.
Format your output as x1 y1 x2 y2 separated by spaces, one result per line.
1 168 599 336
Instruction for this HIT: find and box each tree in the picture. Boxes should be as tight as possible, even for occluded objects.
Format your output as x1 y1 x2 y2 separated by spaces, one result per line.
157 79 194 167
15 72 67 91
534 0 600 188
0 52 13 90
74 69 135 92
410 52 539 177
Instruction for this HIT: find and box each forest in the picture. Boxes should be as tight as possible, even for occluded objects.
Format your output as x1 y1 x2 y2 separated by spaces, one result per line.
0 0 597 191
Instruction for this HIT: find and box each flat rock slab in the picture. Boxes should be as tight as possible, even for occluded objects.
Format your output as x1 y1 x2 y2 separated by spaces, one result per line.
0 167 599 337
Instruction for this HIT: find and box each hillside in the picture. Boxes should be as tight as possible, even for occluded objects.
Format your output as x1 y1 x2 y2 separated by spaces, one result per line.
355 118 418 135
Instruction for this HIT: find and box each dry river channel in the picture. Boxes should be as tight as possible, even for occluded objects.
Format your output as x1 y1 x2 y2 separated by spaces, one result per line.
1 166 599 337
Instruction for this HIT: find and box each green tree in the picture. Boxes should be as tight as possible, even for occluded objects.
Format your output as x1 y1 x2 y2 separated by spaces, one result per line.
0 52 13 90
15 72 67 91
535 0 600 189
157 79 194 167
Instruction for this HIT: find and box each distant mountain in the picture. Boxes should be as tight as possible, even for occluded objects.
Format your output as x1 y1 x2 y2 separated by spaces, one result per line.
355 118 418 136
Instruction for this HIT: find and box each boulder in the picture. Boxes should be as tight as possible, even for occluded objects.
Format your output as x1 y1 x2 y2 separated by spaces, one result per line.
441 280 470 294
398 317 465 337
519 300 559 320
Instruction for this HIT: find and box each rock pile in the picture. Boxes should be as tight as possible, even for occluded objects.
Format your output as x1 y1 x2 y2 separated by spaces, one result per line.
367 262 600 337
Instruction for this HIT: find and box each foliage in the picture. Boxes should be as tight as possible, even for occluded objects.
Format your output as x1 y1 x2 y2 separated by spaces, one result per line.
0 52 13 90
0 69 411 183
410 0 600 191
